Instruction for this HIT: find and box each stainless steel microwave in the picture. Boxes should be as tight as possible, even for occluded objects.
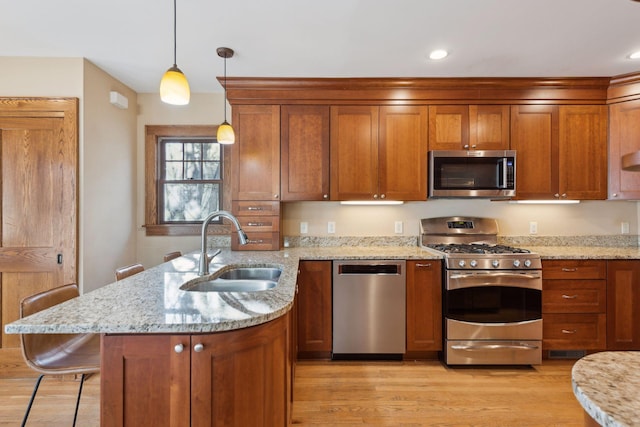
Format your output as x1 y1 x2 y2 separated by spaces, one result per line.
429 150 516 198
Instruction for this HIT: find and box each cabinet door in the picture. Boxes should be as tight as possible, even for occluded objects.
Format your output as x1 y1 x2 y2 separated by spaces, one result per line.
607 260 640 350
609 100 640 200
428 105 469 150
297 260 332 357
558 105 608 200
510 105 559 199
231 105 281 200
406 260 442 353
378 105 428 201
191 314 289 427
101 335 191 427
281 105 330 201
470 105 510 150
330 106 379 200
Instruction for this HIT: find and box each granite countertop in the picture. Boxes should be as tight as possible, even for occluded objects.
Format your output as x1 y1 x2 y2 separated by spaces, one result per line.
523 246 640 259
572 351 640 427
4 246 440 335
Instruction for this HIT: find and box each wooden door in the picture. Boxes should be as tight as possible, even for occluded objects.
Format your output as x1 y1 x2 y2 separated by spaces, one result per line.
0 98 78 348
101 334 191 427
607 260 640 350
558 105 608 200
428 105 469 150
406 260 442 353
608 100 640 199
510 105 559 199
280 105 330 201
296 261 332 358
330 106 379 200
378 105 428 201
231 105 281 201
470 105 510 150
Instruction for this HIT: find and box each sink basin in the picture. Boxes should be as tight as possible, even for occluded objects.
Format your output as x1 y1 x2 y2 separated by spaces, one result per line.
180 266 282 292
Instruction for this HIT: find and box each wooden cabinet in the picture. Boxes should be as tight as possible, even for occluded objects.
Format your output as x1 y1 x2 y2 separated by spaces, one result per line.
541 260 606 351
330 105 428 201
511 105 607 200
428 105 510 151
406 260 442 355
606 260 640 350
609 99 640 200
296 260 332 358
101 314 290 427
231 201 282 250
281 105 330 201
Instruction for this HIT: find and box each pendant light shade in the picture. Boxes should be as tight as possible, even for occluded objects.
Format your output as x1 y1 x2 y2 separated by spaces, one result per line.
160 0 190 105
216 47 235 144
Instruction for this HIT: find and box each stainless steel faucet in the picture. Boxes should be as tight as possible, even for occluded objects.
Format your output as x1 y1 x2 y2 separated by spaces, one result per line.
199 210 248 276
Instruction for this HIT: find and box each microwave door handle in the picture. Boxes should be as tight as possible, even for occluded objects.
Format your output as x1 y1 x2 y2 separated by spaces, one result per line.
498 158 508 189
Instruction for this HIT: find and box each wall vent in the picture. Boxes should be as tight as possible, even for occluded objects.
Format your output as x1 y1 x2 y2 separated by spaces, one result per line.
548 350 586 359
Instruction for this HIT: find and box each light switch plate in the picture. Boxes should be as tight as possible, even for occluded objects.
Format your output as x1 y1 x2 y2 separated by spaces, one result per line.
327 221 336 234
300 222 308 234
394 221 403 234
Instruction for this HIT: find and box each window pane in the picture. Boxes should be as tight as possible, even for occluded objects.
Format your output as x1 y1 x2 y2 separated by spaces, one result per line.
165 161 183 180
163 183 220 222
184 143 201 160
165 142 183 161
185 162 201 180
203 143 220 161
203 161 221 179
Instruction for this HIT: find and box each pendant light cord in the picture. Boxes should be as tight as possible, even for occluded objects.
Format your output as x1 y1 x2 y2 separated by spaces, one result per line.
223 55 228 121
172 0 177 67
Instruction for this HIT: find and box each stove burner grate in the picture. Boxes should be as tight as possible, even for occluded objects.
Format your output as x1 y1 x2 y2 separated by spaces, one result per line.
427 243 531 255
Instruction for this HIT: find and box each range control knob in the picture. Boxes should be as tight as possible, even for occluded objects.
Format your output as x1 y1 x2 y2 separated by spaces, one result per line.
524 259 532 268
513 259 521 268
470 260 478 268
491 260 500 268
458 260 466 268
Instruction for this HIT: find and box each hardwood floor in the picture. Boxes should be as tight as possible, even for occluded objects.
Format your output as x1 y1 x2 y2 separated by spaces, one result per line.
0 348 584 426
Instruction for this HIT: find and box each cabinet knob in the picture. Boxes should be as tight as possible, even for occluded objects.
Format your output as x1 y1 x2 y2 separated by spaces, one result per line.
380 194 386 199
274 194 279 199
373 194 379 199
612 193 618 198
561 193 567 198
194 343 204 352
464 144 470 149
323 194 328 199
174 343 184 353
554 193 560 198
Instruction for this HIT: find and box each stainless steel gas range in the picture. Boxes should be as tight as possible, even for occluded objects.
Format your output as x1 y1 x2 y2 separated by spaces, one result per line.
420 217 542 365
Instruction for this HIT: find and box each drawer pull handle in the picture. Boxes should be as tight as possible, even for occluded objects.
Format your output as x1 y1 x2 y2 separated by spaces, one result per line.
561 294 578 299
247 207 264 211
416 263 432 268
561 268 577 272
247 222 266 226
561 329 577 334
247 239 265 244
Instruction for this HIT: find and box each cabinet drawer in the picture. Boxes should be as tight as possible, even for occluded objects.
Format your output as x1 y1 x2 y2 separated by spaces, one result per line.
542 280 606 313
231 232 281 251
542 260 606 280
237 216 280 233
232 201 280 216
542 313 606 350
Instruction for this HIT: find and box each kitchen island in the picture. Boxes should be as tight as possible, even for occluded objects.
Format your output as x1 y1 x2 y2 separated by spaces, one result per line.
572 351 640 427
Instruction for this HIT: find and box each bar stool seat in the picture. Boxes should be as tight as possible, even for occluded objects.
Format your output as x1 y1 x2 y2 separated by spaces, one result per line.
163 251 182 262
115 263 144 281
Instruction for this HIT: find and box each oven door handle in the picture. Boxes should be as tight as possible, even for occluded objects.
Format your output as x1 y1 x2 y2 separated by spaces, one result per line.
449 273 540 280
451 343 540 351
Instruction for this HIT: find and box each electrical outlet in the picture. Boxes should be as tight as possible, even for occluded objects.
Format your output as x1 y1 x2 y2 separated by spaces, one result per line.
300 222 308 234
327 221 336 234
394 221 403 234
621 221 630 234
529 221 538 235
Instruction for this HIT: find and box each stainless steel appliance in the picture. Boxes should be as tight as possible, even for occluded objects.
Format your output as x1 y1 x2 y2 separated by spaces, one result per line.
332 260 406 359
429 150 516 198
420 217 542 365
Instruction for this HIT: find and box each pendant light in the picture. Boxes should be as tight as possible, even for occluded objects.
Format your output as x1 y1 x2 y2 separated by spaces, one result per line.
160 0 190 105
216 47 235 145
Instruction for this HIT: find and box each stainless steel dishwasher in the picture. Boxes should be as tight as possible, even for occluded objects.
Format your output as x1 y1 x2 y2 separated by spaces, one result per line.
332 260 406 359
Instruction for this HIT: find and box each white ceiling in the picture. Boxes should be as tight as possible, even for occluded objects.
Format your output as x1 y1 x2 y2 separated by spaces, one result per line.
2 0 640 94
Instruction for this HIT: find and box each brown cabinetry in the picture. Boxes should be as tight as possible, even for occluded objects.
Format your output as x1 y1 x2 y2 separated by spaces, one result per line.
541 260 606 350
281 105 330 201
609 99 640 200
101 314 290 427
231 200 281 250
428 105 510 151
606 260 640 350
330 105 428 201
296 260 332 358
511 105 607 200
406 260 442 355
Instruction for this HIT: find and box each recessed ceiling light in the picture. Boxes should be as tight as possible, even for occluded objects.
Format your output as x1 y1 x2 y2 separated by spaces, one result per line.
429 49 448 60
629 51 640 60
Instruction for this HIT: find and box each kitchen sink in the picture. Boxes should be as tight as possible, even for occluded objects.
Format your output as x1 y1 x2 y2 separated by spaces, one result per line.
180 266 282 292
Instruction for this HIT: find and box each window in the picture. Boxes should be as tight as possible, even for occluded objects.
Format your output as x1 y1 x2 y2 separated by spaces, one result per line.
145 125 231 236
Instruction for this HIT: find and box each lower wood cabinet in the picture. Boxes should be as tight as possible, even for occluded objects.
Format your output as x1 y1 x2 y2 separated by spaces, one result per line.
101 313 290 427
296 260 332 358
406 260 442 355
607 260 640 350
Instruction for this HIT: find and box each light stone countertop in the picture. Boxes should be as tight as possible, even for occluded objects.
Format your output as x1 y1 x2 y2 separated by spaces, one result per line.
523 246 640 260
572 351 640 427
4 246 440 335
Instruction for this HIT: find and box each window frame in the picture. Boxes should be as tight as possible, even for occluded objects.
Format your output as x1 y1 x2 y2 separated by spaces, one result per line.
145 125 232 236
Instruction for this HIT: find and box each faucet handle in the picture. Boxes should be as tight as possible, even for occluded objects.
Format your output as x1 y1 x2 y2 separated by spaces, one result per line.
207 248 222 263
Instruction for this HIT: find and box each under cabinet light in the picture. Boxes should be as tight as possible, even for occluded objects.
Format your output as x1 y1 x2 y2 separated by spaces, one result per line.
340 200 404 206
509 200 580 205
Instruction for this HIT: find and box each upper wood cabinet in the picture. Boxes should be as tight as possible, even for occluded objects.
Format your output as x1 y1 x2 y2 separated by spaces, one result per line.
609 99 640 200
428 105 510 151
280 105 330 201
231 105 281 201
330 105 428 201
511 105 607 200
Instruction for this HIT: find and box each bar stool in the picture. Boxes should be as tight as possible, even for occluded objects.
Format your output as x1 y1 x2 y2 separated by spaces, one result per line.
19 284 100 427
163 251 182 262
114 263 144 281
